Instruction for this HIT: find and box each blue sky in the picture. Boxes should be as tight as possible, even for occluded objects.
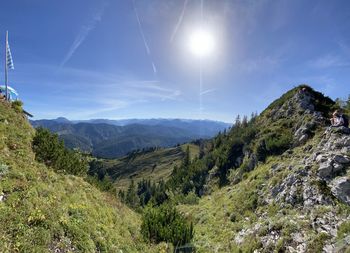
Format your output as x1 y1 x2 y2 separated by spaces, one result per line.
1 0 350 122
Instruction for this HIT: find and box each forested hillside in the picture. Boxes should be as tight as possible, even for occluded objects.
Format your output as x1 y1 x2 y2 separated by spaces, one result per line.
111 85 350 252
173 85 350 252
89 143 199 191
31 119 228 158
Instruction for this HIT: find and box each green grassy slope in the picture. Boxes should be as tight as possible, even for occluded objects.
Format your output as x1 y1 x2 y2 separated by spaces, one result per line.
176 86 350 252
0 102 158 252
179 145 348 252
100 144 199 191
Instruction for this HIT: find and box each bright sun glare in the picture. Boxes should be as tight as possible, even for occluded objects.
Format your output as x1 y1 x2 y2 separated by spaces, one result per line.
188 29 215 58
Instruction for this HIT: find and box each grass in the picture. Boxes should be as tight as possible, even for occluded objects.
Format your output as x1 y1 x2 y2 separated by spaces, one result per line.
177 158 273 252
0 85 345 252
178 144 350 252
102 144 199 191
0 101 159 252
307 232 331 253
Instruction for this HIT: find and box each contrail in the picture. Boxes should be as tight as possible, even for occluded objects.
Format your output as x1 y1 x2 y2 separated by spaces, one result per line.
170 0 189 42
60 3 106 68
132 0 157 76
152 62 157 74
200 88 216 95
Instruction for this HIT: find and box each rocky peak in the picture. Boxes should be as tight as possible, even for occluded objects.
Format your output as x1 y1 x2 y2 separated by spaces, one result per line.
263 85 334 124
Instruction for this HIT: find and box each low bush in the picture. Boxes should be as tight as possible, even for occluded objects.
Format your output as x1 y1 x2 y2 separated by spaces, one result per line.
141 203 194 247
11 100 23 113
307 232 331 253
337 221 350 240
32 127 88 176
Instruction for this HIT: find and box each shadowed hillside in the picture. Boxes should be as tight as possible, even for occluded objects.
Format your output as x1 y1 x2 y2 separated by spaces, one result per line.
31 119 228 158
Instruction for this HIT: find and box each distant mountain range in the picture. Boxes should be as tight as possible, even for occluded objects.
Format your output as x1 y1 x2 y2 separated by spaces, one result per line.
30 118 231 159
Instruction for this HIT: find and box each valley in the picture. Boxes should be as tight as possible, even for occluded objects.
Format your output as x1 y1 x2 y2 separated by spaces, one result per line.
94 143 199 191
1 85 350 252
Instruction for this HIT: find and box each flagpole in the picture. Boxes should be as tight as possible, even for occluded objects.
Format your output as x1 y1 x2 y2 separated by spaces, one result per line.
5 31 8 101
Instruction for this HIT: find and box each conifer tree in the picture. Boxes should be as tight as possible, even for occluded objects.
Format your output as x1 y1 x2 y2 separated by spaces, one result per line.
183 145 190 167
234 114 241 127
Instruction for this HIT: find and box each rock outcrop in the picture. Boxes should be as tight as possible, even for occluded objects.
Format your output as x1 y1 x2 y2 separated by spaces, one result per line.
330 177 350 205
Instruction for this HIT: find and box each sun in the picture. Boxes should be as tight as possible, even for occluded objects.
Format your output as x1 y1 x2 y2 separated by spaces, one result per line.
188 29 215 58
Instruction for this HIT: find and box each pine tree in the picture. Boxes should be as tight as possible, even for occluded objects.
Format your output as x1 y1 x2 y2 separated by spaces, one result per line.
242 115 248 127
234 115 241 127
126 180 139 208
183 145 190 167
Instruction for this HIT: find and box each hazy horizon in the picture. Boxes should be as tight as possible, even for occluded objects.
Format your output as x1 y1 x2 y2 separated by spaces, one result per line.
32 116 233 124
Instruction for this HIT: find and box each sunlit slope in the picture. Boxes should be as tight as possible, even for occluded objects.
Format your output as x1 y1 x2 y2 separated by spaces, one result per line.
178 86 350 252
101 144 199 191
0 102 156 252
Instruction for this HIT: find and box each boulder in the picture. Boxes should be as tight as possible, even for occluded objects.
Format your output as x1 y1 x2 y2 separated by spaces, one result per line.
333 162 344 173
316 154 328 163
330 177 350 205
318 161 333 179
333 155 350 164
297 93 314 112
294 125 312 145
341 147 350 154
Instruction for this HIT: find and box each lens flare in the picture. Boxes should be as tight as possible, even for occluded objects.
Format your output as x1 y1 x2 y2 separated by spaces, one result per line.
188 29 215 58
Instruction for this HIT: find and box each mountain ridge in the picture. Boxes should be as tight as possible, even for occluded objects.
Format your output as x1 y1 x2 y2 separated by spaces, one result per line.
1 84 350 252
174 85 350 252
30 119 229 158
103 85 350 252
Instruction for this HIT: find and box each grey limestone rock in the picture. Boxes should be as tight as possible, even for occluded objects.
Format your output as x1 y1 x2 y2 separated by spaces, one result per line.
330 177 350 205
333 154 350 164
318 161 333 179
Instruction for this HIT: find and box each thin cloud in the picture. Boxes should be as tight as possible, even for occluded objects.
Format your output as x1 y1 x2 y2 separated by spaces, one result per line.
200 88 216 95
308 54 349 69
16 63 182 119
170 0 189 42
60 3 106 67
132 0 157 76
127 81 181 101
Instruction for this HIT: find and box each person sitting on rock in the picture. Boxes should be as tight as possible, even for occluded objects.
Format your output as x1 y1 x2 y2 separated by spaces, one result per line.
330 110 344 127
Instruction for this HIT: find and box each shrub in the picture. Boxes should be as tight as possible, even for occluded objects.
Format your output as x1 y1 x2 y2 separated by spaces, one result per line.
85 175 114 192
119 179 169 209
337 221 350 240
32 127 88 176
265 132 292 156
11 100 23 113
307 232 330 253
141 203 194 247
